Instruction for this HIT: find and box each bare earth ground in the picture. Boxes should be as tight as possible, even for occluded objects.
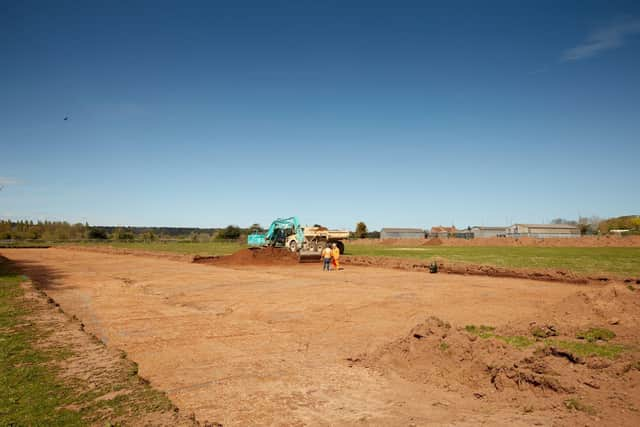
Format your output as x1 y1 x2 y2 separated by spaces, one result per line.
2 248 639 426
23 284 196 426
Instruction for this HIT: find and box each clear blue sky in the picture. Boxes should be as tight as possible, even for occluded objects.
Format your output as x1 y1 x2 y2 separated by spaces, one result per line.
1 0 639 230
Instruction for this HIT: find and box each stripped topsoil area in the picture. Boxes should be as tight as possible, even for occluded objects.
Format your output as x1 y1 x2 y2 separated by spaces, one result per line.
2 248 640 426
61 245 639 284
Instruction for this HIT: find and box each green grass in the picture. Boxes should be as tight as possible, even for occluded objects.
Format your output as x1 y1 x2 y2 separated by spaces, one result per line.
0 258 177 425
463 322 625 357
576 327 616 343
497 335 535 349
465 325 535 349
547 339 626 359
0 260 84 426
60 240 246 256
465 324 496 338
347 245 640 277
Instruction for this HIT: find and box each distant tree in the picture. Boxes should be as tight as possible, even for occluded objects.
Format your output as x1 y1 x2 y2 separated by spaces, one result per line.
578 216 602 235
355 222 368 238
112 227 135 241
141 230 156 242
577 223 590 235
598 215 640 234
217 225 242 240
249 223 264 233
365 230 381 239
188 232 210 243
551 218 577 225
87 228 108 239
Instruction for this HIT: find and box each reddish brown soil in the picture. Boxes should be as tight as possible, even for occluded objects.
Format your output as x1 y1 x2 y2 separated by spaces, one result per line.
193 247 299 266
2 248 639 426
350 235 640 247
358 285 640 427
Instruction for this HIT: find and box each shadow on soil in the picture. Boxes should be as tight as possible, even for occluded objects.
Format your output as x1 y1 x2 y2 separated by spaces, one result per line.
6 258 69 291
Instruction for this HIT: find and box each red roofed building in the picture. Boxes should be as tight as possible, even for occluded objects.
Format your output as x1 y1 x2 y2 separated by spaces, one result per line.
429 226 457 238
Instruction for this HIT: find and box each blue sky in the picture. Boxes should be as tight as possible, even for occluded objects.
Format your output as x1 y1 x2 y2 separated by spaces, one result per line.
1 1 639 230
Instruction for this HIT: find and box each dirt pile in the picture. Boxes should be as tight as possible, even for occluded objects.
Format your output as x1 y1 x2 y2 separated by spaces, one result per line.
523 284 640 336
193 247 299 266
355 317 573 397
355 287 640 425
422 237 443 246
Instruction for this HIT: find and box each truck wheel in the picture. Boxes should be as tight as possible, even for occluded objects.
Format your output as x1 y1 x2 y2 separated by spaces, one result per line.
336 241 345 254
289 240 298 252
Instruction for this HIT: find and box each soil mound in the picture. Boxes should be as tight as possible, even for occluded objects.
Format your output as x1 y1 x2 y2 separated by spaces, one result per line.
529 284 640 334
355 289 640 424
356 317 565 397
193 247 299 266
422 237 443 246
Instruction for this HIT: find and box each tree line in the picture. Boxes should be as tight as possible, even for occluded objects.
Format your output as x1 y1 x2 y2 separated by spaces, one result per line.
0 221 257 242
2 216 635 242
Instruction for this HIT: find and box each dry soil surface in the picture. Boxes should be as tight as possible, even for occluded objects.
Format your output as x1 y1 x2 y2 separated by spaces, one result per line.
2 248 639 426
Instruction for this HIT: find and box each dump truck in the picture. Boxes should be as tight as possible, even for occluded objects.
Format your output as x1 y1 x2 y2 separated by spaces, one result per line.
248 217 349 260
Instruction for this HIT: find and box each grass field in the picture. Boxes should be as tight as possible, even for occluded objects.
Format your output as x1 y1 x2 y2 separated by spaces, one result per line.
347 245 640 277
62 240 246 256
52 240 640 277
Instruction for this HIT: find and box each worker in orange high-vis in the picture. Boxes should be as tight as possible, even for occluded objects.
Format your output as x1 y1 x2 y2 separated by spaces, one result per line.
321 245 333 271
331 243 341 270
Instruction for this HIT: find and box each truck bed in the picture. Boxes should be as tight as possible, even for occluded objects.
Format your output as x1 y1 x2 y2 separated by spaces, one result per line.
302 227 349 240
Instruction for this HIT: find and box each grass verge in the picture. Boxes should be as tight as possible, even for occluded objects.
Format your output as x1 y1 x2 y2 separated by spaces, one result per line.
0 257 182 426
576 327 616 342
0 259 83 426
59 240 246 256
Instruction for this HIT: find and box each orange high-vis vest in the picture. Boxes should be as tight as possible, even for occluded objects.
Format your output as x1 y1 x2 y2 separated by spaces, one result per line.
332 247 340 259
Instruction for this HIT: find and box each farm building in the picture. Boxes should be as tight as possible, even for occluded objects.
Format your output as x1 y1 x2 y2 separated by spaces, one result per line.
507 223 580 238
429 226 457 238
380 228 425 240
470 226 507 238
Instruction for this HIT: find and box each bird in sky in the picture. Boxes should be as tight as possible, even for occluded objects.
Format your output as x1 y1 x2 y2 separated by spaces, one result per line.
64 116 69 121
